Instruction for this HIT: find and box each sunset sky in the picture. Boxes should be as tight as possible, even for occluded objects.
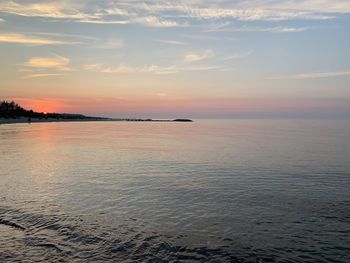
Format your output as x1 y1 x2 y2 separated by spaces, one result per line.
0 0 349 118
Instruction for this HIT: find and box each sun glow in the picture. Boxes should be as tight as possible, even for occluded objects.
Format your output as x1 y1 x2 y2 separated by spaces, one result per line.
10 98 63 113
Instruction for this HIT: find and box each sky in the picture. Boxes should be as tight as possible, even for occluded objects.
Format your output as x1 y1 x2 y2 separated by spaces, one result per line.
0 0 349 118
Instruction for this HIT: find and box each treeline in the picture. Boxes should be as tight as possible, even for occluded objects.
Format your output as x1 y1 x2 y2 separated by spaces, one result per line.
0 101 36 118
0 101 94 119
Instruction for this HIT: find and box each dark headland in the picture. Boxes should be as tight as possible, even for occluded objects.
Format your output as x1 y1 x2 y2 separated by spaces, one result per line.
0 101 193 125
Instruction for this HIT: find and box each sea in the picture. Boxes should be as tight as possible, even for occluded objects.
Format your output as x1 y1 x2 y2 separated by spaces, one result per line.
0 120 349 262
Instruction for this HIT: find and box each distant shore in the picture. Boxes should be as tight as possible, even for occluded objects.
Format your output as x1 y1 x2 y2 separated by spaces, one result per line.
0 101 192 125
0 117 193 125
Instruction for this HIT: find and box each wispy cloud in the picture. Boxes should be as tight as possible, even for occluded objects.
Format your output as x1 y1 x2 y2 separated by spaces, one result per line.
222 50 253 61
143 1 348 20
0 32 126 50
0 33 73 45
296 70 350 79
250 26 310 33
133 16 179 27
84 63 177 75
91 39 123 49
184 49 214 62
207 25 310 33
143 65 178 75
84 61 222 74
0 1 122 24
255 1 350 14
127 2 340 24
186 66 220 71
84 64 134 73
272 27 309 33
24 55 71 71
270 70 350 80
83 47 245 75
156 39 187 45
0 1 92 20
0 1 179 27
1 0 347 28
174 6 332 21
22 73 65 79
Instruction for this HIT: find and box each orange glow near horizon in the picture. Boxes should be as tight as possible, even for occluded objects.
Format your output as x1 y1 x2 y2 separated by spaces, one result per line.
4 96 350 119
12 98 64 113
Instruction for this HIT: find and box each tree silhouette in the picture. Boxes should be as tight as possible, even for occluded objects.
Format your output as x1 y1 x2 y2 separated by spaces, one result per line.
0 100 96 120
0 101 29 118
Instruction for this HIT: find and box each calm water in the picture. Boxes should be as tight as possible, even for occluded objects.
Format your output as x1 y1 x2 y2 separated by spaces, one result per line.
0 120 349 262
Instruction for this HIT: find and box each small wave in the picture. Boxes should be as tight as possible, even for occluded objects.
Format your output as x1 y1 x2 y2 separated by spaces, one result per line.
36 243 63 252
0 218 26 231
0 206 244 262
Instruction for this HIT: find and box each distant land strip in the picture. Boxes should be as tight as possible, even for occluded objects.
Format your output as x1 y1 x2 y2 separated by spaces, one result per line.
0 101 192 125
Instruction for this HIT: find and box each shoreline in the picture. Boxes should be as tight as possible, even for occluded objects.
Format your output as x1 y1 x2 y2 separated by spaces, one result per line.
0 117 192 125
0 117 109 125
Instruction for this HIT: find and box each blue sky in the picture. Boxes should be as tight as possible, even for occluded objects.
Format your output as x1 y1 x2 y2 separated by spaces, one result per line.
0 0 349 118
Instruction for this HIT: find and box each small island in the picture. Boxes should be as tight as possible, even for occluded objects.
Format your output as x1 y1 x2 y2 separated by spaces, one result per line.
0 101 193 125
